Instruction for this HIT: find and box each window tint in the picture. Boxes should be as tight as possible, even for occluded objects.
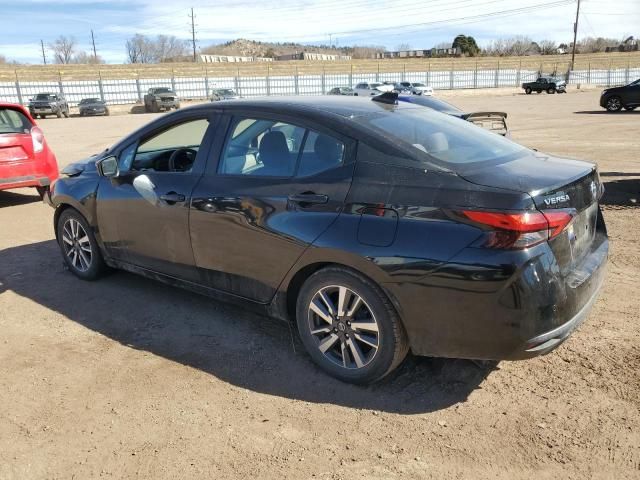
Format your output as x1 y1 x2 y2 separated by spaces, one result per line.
129 118 209 172
297 131 345 177
355 107 526 169
219 118 305 176
0 108 32 134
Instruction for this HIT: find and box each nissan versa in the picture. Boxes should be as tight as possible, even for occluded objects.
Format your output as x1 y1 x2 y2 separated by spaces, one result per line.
46 95 608 384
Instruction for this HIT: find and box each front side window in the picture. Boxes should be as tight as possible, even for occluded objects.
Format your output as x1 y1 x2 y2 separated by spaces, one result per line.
219 117 345 177
128 118 209 173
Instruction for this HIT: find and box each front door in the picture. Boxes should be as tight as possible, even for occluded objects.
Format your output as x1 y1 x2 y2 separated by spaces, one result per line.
190 113 356 303
97 114 215 281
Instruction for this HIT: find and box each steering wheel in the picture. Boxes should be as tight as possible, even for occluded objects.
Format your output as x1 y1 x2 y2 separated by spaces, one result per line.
168 148 198 172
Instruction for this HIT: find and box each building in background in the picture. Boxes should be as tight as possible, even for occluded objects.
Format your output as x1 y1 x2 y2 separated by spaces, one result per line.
606 36 638 53
274 52 352 61
375 47 461 59
200 54 273 63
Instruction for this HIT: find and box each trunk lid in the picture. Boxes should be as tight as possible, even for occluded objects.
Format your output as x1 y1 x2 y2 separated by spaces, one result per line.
0 132 34 163
460 152 602 268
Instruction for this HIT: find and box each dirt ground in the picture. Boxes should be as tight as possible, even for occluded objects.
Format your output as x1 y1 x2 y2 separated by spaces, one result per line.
0 89 638 480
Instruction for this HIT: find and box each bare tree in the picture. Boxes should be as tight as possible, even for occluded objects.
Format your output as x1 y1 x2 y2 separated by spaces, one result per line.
153 35 189 62
577 36 619 53
538 39 558 55
72 51 105 64
50 36 76 64
484 36 535 56
126 34 154 63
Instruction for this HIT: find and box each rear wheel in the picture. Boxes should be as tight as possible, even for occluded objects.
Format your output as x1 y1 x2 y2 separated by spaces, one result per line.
296 267 409 384
56 209 107 280
524 87 532 94
606 96 623 112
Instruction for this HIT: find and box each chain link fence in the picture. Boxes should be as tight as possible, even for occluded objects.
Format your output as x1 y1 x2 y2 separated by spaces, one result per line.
1 65 638 107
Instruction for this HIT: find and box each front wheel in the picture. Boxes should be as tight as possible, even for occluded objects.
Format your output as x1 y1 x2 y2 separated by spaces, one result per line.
56 209 107 280
296 267 409 384
56 109 62 118
606 96 623 112
547 87 556 94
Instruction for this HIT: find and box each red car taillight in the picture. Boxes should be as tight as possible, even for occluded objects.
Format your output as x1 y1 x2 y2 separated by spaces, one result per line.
461 209 574 249
31 126 44 153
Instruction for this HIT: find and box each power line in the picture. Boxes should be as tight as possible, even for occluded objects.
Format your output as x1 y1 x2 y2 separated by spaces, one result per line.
189 7 197 62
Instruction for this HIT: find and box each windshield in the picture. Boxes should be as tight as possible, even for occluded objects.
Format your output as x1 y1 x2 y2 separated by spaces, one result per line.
215 89 235 95
412 83 426 87
35 94 55 101
355 107 527 169
401 95 462 114
80 98 100 104
154 88 172 93
629 78 640 86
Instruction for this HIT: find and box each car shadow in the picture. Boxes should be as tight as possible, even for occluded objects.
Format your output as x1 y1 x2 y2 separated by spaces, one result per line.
0 239 496 415
601 177 640 208
0 190 42 207
574 110 639 115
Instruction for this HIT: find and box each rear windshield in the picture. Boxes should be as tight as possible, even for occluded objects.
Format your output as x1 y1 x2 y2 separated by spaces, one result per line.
400 95 462 115
35 94 56 101
355 107 526 169
0 108 32 134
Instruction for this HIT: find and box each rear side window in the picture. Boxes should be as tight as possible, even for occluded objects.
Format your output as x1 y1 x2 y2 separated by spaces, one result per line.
219 117 344 177
0 108 32 134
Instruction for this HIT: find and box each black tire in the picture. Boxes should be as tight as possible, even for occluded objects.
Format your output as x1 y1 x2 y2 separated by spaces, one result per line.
296 266 409 384
104 109 110 116
353 93 358 96
624 106 636 111
547 87 556 94
63 108 69 118
56 109 62 118
536 90 541 94
524 87 532 94
152 102 160 113
56 208 108 281
606 96 623 112
35 186 48 199
144 103 150 113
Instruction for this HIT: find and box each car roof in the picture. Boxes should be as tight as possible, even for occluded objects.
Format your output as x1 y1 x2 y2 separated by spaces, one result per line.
191 95 421 118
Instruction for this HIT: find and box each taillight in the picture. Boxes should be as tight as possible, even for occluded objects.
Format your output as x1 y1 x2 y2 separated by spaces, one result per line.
461 209 574 249
31 126 44 153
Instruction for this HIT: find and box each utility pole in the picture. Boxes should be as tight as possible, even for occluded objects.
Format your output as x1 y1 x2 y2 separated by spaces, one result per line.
570 0 581 72
40 39 47 64
189 7 197 62
91 29 98 62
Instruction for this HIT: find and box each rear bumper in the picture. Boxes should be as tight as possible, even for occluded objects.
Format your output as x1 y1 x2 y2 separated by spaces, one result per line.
388 230 608 361
0 175 50 190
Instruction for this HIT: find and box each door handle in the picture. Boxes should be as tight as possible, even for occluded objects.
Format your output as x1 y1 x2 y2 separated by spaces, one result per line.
160 192 186 204
288 193 329 205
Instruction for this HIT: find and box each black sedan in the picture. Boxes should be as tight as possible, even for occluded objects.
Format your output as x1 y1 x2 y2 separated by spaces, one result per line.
78 98 109 116
47 96 608 384
397 94 509 136
600 78 640 111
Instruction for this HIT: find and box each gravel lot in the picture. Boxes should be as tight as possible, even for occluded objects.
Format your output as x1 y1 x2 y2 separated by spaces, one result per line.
0 89 638 479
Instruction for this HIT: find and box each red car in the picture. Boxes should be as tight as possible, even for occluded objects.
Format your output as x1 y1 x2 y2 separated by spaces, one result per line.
0 103 58 197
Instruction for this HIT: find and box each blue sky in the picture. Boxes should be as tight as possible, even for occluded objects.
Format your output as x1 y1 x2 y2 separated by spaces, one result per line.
1 0 638 64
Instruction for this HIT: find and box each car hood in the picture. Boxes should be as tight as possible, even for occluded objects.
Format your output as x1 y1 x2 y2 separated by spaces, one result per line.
156 93 177 99
458 151 595 195
60 155 99 177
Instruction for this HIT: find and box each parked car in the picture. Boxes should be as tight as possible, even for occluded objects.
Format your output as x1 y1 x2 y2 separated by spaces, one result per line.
599 78 640 111
395 81 433 95
46 96 608 384
78 98 109 116
0 103 59 197
392 82 412 94
210 88 241 101
397 94 509 136
144 87 180 112
522 76 567 94
28 93 69 119
353 82 394 96
327 87 355 96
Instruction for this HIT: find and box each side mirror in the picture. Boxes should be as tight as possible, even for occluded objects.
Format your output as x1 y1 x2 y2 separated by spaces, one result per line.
97 156 119 178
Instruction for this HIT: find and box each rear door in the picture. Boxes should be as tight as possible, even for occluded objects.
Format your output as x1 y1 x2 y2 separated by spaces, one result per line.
190 112 356 303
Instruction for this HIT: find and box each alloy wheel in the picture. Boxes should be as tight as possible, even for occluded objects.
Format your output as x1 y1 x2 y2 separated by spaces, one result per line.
62 218 93 272
307 285 380 369
607 97 622 111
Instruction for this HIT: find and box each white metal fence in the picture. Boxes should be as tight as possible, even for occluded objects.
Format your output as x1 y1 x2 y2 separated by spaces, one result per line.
1 66 638 106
